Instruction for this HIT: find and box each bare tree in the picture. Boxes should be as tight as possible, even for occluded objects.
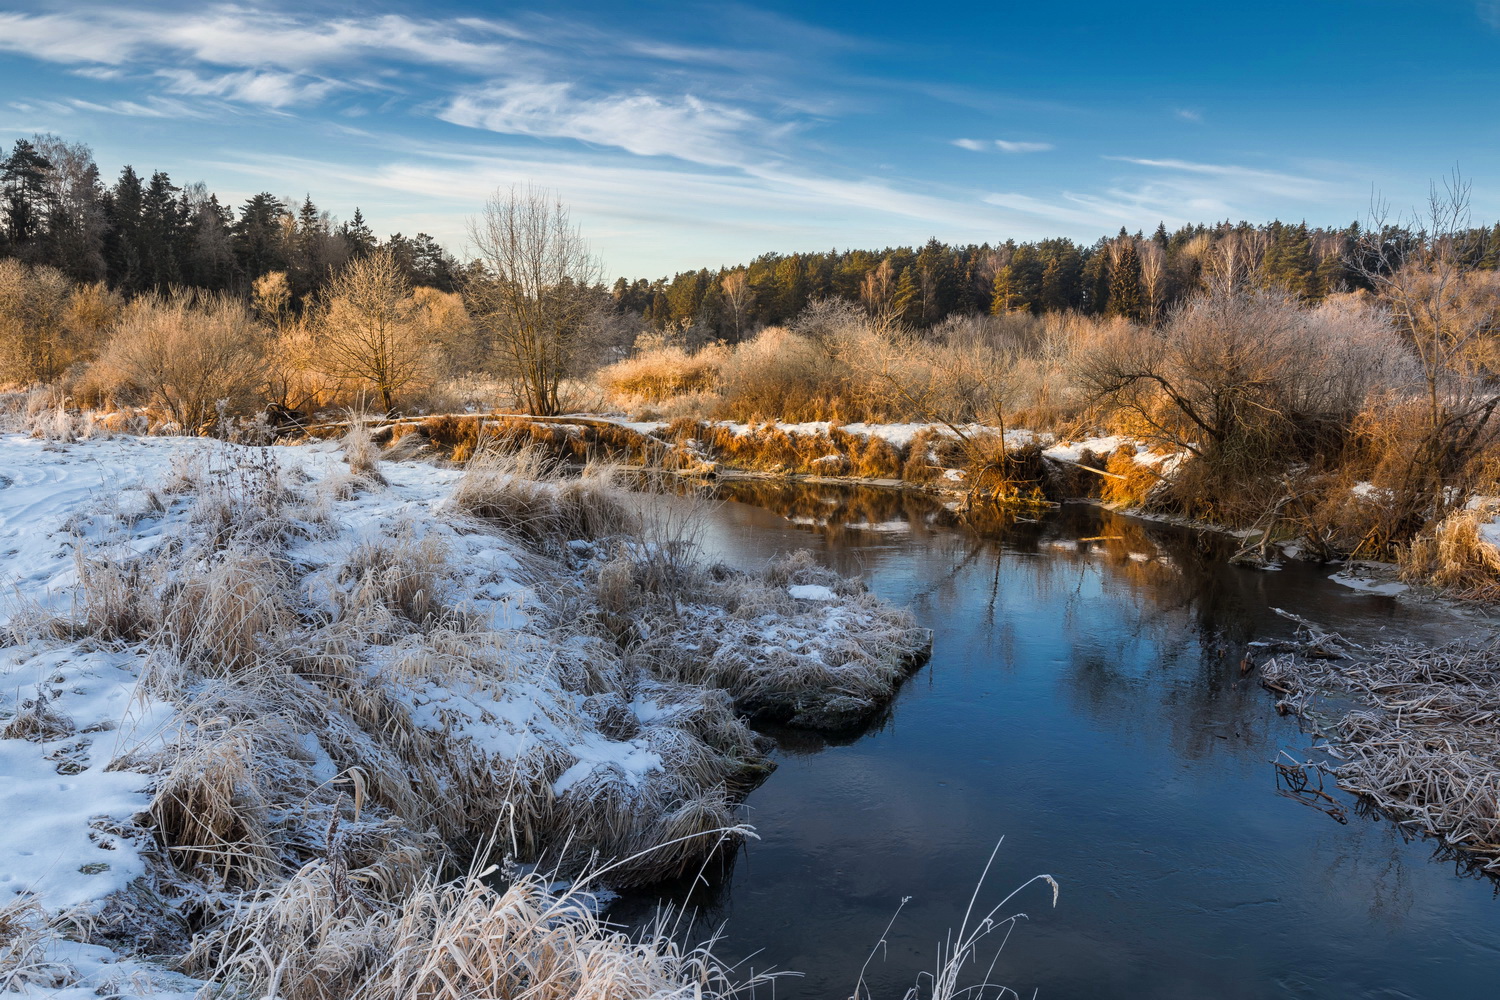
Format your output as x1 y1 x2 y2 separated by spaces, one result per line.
1077 288 1401 462
1196 228 1269 294
315 248 432 413
1349 170 1500 531
466 186 602 416
1138 239 1167 326
720 268 754 342
859 258 902 336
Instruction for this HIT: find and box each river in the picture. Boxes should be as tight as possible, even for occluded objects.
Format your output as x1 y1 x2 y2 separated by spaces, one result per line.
611 480 1500 999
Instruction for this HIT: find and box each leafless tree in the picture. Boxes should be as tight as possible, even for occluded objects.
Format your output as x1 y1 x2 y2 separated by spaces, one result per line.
466 186 602 416
721 268 754 342
315 248 432 413
1349 169 1500 528
1077 288 1402 462
1138 239 1167 326
1197 228 1269 294
859 258 902 336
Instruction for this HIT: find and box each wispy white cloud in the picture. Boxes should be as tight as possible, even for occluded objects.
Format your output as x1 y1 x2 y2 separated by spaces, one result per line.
68 66 123 81
986 156 1337 232
440 81 772 168
1174 107 1203 123
68 97 208 120
0 9 519 72
994 139 1052 153
1105 156 1330 200
158 69 341 108
953 138 1052 153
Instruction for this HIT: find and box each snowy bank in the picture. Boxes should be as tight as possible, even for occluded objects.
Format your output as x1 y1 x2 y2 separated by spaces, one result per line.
0 434 929 997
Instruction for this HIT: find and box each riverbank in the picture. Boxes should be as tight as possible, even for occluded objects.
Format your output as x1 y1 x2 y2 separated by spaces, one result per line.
0 432 928 997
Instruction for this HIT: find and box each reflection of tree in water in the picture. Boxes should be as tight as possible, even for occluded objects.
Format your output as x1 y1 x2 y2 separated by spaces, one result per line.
715 479 946 541
716 481 1333 767
1021 510 1297 764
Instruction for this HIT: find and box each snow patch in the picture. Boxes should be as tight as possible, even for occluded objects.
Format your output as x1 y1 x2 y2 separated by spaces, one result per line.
788 584 837 601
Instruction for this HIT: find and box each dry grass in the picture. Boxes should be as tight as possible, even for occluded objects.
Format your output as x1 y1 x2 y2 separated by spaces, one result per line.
1261 622 1500 872
15 436 969 997
451 446 639 550
1 689 74 741
1099 447 1163 507
340 417 387 484
190 861 767 1000
601 547 932 731
335 528 454 631
598 342 726 404
1399 500 1500 599
0 897 77 993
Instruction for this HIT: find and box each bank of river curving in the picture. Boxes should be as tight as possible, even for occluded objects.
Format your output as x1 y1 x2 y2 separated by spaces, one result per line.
612 481 1500 999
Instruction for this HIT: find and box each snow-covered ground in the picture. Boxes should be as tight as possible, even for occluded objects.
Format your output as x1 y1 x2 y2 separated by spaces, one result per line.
0 433 927 997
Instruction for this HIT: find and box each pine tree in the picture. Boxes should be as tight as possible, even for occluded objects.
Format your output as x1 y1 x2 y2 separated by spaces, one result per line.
341 208 377 259
1 139 55 253
103 166 144 291
893 265 920 326
990 244 1043 313
139 171 184 289
914 237 956 325
1040 241 1084 312
233 193 289 282
1108 239 1143 320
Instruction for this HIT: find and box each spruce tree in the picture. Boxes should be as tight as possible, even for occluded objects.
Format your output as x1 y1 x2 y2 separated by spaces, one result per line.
1108 239 1143 320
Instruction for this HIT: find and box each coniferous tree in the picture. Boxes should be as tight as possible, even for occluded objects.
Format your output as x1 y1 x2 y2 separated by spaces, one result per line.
1108 237 1143 320
341 208 377 259
139 171 184 289
914 237 957 325
233 193 290 284
103 166 144 292
2 139 55 256
1040 241 1084 312
991 244 1043 313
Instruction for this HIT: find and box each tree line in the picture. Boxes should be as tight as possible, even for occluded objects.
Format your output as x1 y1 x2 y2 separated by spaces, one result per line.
614 221 1500 338
0 135 463 305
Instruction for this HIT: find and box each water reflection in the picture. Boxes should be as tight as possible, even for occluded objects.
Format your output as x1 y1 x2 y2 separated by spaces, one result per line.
613 482 1498 1000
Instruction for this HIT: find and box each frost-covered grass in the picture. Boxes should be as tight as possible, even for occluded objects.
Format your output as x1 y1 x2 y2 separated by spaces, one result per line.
0 433 929 997
1262 622 1500 874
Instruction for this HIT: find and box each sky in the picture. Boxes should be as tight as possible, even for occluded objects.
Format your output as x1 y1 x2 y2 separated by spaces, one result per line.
0 0 1496 278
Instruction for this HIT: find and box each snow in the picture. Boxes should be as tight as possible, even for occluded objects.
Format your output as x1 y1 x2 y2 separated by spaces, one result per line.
0 649 171 914
1042 435 1129 463
1329 572 1409 596
0 430 931 995
788 584 838 601
619 418 1037 451
0 434 678 993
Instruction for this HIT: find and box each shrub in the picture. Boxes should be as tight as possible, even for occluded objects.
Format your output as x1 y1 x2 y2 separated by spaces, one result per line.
92 290 265 431
597 342 724 404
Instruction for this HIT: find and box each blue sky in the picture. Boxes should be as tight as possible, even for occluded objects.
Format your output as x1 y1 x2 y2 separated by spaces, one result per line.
0 1 1495 277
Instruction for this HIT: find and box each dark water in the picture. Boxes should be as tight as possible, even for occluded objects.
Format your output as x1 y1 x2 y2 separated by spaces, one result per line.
616 482 1500 999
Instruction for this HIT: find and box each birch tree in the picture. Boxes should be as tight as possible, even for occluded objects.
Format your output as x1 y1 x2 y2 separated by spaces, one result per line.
466 186 601 416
